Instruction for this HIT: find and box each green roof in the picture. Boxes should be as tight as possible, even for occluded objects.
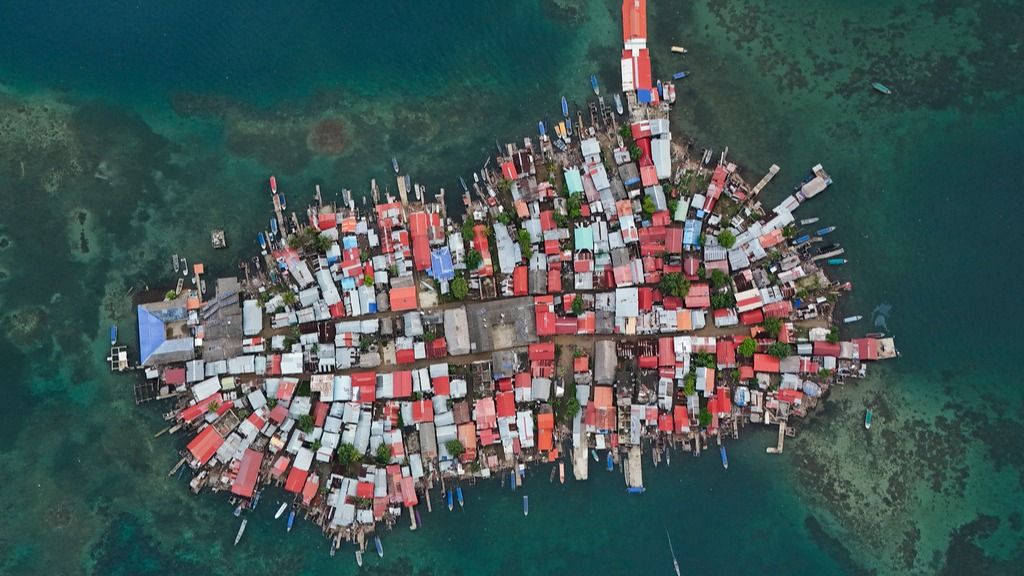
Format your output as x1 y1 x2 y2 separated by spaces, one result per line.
564 168 584 195
574 225 594 251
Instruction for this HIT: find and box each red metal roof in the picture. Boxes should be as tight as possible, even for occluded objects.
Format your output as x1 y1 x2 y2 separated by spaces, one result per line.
351 371 377 403
496 391 515 418
390 286 418 311
186 426 223 465
753 353 781 373
284 466 308 493
231 449 263 498
813 342 842 357
513 266 528 295
621 0 647 42
412 398 434 423
529 342 556 361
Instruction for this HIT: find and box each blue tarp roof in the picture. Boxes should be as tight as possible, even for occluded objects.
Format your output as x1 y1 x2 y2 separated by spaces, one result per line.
430 248 455 281
137 305 166 364
637 89 653 103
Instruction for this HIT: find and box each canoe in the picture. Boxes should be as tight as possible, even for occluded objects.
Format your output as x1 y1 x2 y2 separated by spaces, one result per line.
446 489 454 511
456 486 464 509
375 535 383 558
355 550 363 567
287 509 296 532
865 408 873 429
234 518 247 546
720 446 729 469
523 495 529 516
872 82 892 95
606 452 614 471
275 503 288 519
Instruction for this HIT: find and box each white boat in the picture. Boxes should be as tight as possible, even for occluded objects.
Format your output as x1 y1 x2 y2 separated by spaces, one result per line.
800 217 819 226
843 315 863 324
613 93 624 115
671 45 688 54
355 550 363 567
234 518 248 546
275 503 288 519
667 529 681 576
172 253 179 272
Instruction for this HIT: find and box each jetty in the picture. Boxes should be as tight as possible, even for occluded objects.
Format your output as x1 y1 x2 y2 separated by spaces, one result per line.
111 0 898 555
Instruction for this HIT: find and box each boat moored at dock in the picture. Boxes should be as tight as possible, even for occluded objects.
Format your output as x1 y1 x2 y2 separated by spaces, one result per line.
561 96 569 117
591 74 600 95
613 93 623 115
606 452 614 471
110 324 117 346
537 120 545 136
446 488 454 510
827 258 848 266
456 485 464 509
720 446 729 469
287 509 296 532
375 534 384 558
816 225 836 236
392 157 400 174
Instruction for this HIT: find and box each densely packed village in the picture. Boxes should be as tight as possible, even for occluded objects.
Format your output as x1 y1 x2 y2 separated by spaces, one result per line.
116 0 897 560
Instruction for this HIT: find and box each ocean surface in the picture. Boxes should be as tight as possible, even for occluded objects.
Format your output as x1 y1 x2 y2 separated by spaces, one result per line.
1 0 1022 574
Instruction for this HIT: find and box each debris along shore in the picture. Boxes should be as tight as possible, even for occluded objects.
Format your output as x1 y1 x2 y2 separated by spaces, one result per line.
115 0 897 561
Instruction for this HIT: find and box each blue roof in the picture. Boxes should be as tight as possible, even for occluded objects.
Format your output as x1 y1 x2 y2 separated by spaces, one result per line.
637 89 653 103
430 247 455 281
137 305 167 364
683 219 703 248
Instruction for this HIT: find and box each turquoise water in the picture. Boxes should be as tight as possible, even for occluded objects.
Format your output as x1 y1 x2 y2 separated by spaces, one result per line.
1 1 1022 574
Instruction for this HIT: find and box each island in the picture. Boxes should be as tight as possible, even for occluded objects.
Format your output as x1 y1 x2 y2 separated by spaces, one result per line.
111 0 897 563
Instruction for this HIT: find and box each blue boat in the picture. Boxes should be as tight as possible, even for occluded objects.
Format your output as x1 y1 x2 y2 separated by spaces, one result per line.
561 96 569 117
720 446 729 469
657 79 663 98
375 535 383 558
816 225 836 236
257 232 267 251
606 452 614 471
110 324 117 346
269 216 278 237
792 234 810 246
446 489 454 511
591 74 600 95
456 486 464 509
672 71 689 80
278 192 287 210
523 495 529 516
627 487 646 494
286 509 296 532
538 120 545 136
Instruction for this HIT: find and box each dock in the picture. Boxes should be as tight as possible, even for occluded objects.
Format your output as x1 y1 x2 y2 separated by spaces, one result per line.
811 247 846 262
624 446 644 491
750 164 780 196
766 421 787 454
572 446 589 481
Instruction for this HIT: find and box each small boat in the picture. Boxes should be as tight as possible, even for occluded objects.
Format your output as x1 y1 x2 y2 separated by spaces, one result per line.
233 504 242 517
843 315 863 324
667 529 682 576
559 462 565 484
523 495 529 516
275 503 288 519
269 216 278 237
666 448 671 467
518 463 526 479
109 324 117 345
816 225 836 236
456 486 464 509
234 518 248 546
866 331 886 338
613 93 624 115
672 71 689 80
606 452 614 472
591 449 599 462
355 550 363 567
446 489 454 511
800 217 819 226
566 116 572 134
460 176 469 193
792 234 811 246
627 487 645 494
392 157 400 174
720 446 729 469
172 253 180 272
872 82 892 95
510 469 517 491
827 258 848 266
374 535 383 558
538 120 545 136
591 74 600 95
817 243 839 254
671 45 688 54
278 192 287 210
415 508 423 527
865 408 873 429
249 490 262 510
657 79 663 99
287 509 296 532
269 175 277 194
561 96 569 117
257 232 267 251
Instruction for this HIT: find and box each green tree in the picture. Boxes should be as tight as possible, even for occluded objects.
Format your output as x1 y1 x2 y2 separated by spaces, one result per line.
497 212 512 225
767 342 791 359
827 327 840 344
667 199 679 217
709 269 731 290
762 317 783 339
445 439 465 459
465 249 483 271
719 229 736 249
683 372 697 396
461 216 476 242
693 352 716 369
207 401 220 414
165 290 177 301
737 337 756 358
571 295 584 315
629 143 642 161
375 443 393 465
311 439 322 452
567 193 582 220
450 276 469 300
710 292 736 310
518 229 533 259
336 443 359 467
281 291 298 307
297 414 314 433
642 196 656 216
659 272 690 298
363 273 374 286
698 407 712 427
564 397 581 421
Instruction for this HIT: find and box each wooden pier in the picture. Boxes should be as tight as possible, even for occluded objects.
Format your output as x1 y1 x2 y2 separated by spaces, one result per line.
750 164 780 196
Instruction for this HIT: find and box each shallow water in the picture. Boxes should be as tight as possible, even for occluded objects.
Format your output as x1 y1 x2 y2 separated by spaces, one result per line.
0 1 1022 574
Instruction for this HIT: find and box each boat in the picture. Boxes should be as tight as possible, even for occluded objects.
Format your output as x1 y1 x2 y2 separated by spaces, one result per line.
561 96 569 117
872 82 892 95
816 225 836 236
355 550 363 567
606 452 614 471
817 243 839 254
510 469 517 491
720 446 729 469
671 45 688 54
792 234 811 246
278 192 286 210
109 324 117 346
257 232 267 251
523 495 529 516
613 93 624 115
172 253 180 272
827 258 848 266
672 71 689 80
843 315 863 324
657 79 663 99
233 504 242 517
591 449 599 462
664 82 676 104
249 490 262 510
591 74 600 95
666 448 671 466
234 518 248 546
566 116 572 135
374 535 383 558
559 462 565 484
538 120 545 136
865 408 873 429
627 487 645 494
446 489 454 511
269 175 277 194
800 217 819 226
392 157 399 174
415 508 423 527
518 463 526 479
269 216 278 237
667 529 682 576
287 509 296 532
460 176 469 193
275 503 288 519
456 486 464 509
